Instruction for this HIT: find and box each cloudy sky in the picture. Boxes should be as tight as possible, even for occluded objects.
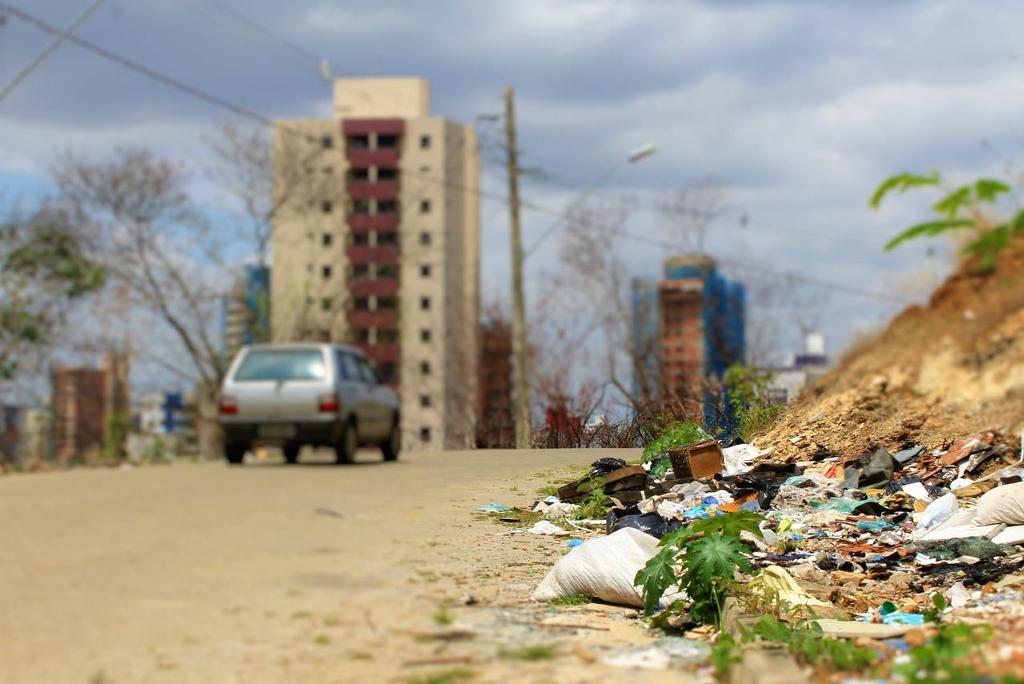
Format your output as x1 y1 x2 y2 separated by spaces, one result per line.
3 0 1023 380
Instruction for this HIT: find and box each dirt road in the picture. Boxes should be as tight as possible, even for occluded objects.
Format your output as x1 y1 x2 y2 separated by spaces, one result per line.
0 448 695 684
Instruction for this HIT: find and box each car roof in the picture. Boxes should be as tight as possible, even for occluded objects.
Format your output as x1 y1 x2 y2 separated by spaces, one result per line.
241 342 366 357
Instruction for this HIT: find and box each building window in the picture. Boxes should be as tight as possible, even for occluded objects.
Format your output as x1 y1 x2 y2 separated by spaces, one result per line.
419 427 431 442
355 328 370 343
419 199 431 214
352 199 370 214
419 232 431 246
420 361 431 375
322 233 333 247
377 231 399 245
420 135 431 149
377 263 398 278
321 200 333 214
420 394 431 408
348 135 369 149
353 263 369 278
379 329 398 343
419 264 431 277
420 297 430 311
420 328 431 343
351 167 370 181
354 297 369 310
353 233 369 246
378 167 397 180
321 135 334 149
321 297 332 312
377 296 397 310
379 362 395 382
377 134 398 149
322 265 332 279
377 199 398 214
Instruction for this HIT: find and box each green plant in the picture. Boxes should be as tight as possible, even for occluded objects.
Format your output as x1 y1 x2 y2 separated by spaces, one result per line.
573 477 610 519
642 421 702 478
893 622 1013 684
710 633 740 679
635 511 764 623
432 607 454 626
537 484 559 497
499 643 558 661
104 410 132 462
548 594 589 606
740 616 876 671
870 172 1024 272
405 667 476 684
724 364 782 441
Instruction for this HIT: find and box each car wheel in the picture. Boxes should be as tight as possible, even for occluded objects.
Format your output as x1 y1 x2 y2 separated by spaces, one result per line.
282 443 300 465
335 421 357 464
225 444 246 465
381 420 400 462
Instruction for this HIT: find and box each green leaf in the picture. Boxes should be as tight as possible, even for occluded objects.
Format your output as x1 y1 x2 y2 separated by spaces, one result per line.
884 218 974 251
684 535 749 586
634 546 679 617
688 511 765 540
974 178 1011 203
933 185 971 218
869 171 940 209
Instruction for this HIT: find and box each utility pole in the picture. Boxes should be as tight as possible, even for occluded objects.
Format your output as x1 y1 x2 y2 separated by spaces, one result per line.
504 85 531 449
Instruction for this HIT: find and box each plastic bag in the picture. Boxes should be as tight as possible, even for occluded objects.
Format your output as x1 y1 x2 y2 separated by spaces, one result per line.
531 528 659 607
917 492 958 530
974 482 1024 526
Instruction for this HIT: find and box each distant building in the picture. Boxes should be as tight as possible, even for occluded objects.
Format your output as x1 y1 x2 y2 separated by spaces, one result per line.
139 392 185 435
270 77 480 451
476 316 514 448
765 333 830 403
632 254 746 426
51 353 130 461
222 264 270 359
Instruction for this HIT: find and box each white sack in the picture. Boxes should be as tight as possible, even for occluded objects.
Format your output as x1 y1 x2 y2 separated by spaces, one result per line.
974 482 1024 526
918 492 958 530
531 528 659 607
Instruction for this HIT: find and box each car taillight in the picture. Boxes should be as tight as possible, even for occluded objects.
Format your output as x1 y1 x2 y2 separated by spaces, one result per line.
318 392 340 413
219 395 238 415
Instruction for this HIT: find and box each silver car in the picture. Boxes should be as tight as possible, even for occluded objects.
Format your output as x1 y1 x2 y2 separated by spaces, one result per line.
219 343 400 465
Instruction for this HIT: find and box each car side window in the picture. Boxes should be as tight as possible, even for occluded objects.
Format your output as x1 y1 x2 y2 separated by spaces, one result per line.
357 358 379 385
337 352 361 382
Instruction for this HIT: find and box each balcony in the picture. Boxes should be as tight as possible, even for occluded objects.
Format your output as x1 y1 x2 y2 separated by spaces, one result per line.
347 180 399 200
347 213 400 233
360 343 399 365
342 118 405 137
349 277 399 298
346 148 399 168
348 309 398 330
347 244 400 265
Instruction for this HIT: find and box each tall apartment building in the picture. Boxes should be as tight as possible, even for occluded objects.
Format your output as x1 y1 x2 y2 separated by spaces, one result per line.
222 263 270 359
270 78 480 450
632 254 745 426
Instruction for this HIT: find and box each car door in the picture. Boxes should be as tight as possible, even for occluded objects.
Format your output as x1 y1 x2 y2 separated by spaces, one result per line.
335 350 373 435
355 356 388 441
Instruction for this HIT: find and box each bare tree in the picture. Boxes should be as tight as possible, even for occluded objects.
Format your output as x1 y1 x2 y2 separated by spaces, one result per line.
52 148 229 457
657 177 727 254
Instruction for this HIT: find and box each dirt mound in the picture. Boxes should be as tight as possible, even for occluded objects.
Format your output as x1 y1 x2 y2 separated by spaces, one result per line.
757 237 1024 463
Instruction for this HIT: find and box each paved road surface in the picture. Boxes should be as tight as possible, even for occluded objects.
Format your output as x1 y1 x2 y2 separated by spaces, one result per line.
1 448 660 684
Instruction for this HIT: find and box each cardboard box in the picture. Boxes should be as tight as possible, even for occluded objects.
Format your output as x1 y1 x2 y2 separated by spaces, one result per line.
668 440 724 481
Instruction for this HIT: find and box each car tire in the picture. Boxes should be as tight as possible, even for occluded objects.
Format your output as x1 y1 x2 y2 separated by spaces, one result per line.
335 421 357 464
283 443 300 465
225 444 246 465
381 420 400 462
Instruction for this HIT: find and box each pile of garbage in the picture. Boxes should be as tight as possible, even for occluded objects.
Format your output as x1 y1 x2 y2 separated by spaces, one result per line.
521 431 1024 677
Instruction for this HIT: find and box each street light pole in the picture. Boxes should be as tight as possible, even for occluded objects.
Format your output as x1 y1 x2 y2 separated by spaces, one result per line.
504 86 532 449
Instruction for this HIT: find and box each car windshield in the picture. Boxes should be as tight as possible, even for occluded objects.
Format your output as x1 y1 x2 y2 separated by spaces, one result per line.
233 349 326 382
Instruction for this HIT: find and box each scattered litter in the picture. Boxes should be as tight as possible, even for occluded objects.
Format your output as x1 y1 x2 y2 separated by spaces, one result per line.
529 520 570 536
478 502 512 513
918 492 959 530
974 482 1024 526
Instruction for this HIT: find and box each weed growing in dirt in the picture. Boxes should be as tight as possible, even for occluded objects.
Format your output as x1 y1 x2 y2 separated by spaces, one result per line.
406 667 476 684
636 512 763 623
724 364 783 442
349 651 373 661
312 634 331 646
433 607 454 626
741 616 876 671
549 594 590 606
537 484 559 497
499 643 558 660
573 478 609 519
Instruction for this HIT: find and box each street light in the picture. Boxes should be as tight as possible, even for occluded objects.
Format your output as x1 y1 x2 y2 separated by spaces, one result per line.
524 143 657 257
